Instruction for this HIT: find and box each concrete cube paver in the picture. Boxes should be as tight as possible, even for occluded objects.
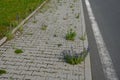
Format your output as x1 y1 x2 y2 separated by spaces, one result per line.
0 0 90 80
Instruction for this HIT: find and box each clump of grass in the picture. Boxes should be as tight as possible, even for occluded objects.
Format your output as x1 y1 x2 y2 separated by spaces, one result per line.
33 16 37 23
0 69 7 75
14 49 23 54
41 24 47 30
66 29 76 41
64 55 82 65
18 26 23 33
75 14 79 19
63 47 89 65
9 77 14 80
6 32 14 40
80 33 86 41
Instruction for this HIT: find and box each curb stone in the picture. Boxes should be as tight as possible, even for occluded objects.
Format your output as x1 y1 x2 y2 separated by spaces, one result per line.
0 0 48 46
80 0 92 80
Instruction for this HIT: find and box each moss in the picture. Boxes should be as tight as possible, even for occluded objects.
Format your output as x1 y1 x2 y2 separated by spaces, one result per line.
41 25 47 30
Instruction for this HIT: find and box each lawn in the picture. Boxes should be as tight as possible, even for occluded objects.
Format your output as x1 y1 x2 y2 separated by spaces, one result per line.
0 0 44 39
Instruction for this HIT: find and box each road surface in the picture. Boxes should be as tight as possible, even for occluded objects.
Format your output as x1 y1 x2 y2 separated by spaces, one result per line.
82 0 120 80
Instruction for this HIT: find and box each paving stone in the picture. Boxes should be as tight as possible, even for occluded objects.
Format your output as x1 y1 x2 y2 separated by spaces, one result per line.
21 70 33 75
0 0 86 80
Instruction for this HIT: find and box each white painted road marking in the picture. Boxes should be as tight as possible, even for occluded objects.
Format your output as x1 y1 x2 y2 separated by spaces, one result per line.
84 0 119 80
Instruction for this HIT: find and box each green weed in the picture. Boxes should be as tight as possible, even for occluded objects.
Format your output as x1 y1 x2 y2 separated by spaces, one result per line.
66 29 76 41
6 32 14 40
41 25 47 30
15 49 23 54
80 33 86 41
0 69 7 75
63 48 88 65
18 26 23 33
75 14 80 19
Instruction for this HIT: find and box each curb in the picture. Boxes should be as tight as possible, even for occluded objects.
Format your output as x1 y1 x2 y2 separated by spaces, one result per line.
80 0 92 80
0 0 48 46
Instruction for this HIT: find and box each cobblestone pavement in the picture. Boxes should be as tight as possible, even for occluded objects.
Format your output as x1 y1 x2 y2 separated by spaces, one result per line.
0 0 88 80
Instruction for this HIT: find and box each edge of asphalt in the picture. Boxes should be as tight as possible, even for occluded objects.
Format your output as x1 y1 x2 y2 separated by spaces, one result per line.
80 0 92 80
0 0 48 46
81 0 106 80
82 0 119 80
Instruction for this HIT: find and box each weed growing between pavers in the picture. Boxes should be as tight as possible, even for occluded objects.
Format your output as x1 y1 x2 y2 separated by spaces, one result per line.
66 29 76 41
0 69 7 75
75 14 80 19
33 16 37 23
10 77 14 80
41 24 48 30
18 26 24 33
63 47 89 65
54 34 58 37
15 49 23 54
80 33 86 41
6 32 14 40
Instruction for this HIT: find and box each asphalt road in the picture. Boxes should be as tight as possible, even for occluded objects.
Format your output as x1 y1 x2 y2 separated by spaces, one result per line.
82 0 120 80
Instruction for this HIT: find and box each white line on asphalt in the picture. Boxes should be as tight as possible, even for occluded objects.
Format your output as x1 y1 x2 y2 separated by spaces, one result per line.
84 0 119 80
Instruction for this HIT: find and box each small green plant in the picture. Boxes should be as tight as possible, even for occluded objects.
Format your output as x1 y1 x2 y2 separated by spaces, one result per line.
15 49 23 54
63 47 89 65
66 29 76 41
41 24 47 30
12 44 16 49
45 42 48 44
0 52 2 57
9 77 14 80
0 69 7 75
64 55 82 65
18 26 23 33
54 34 58 37
75 14 79 19
80 33 86 41
6 32 14 40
